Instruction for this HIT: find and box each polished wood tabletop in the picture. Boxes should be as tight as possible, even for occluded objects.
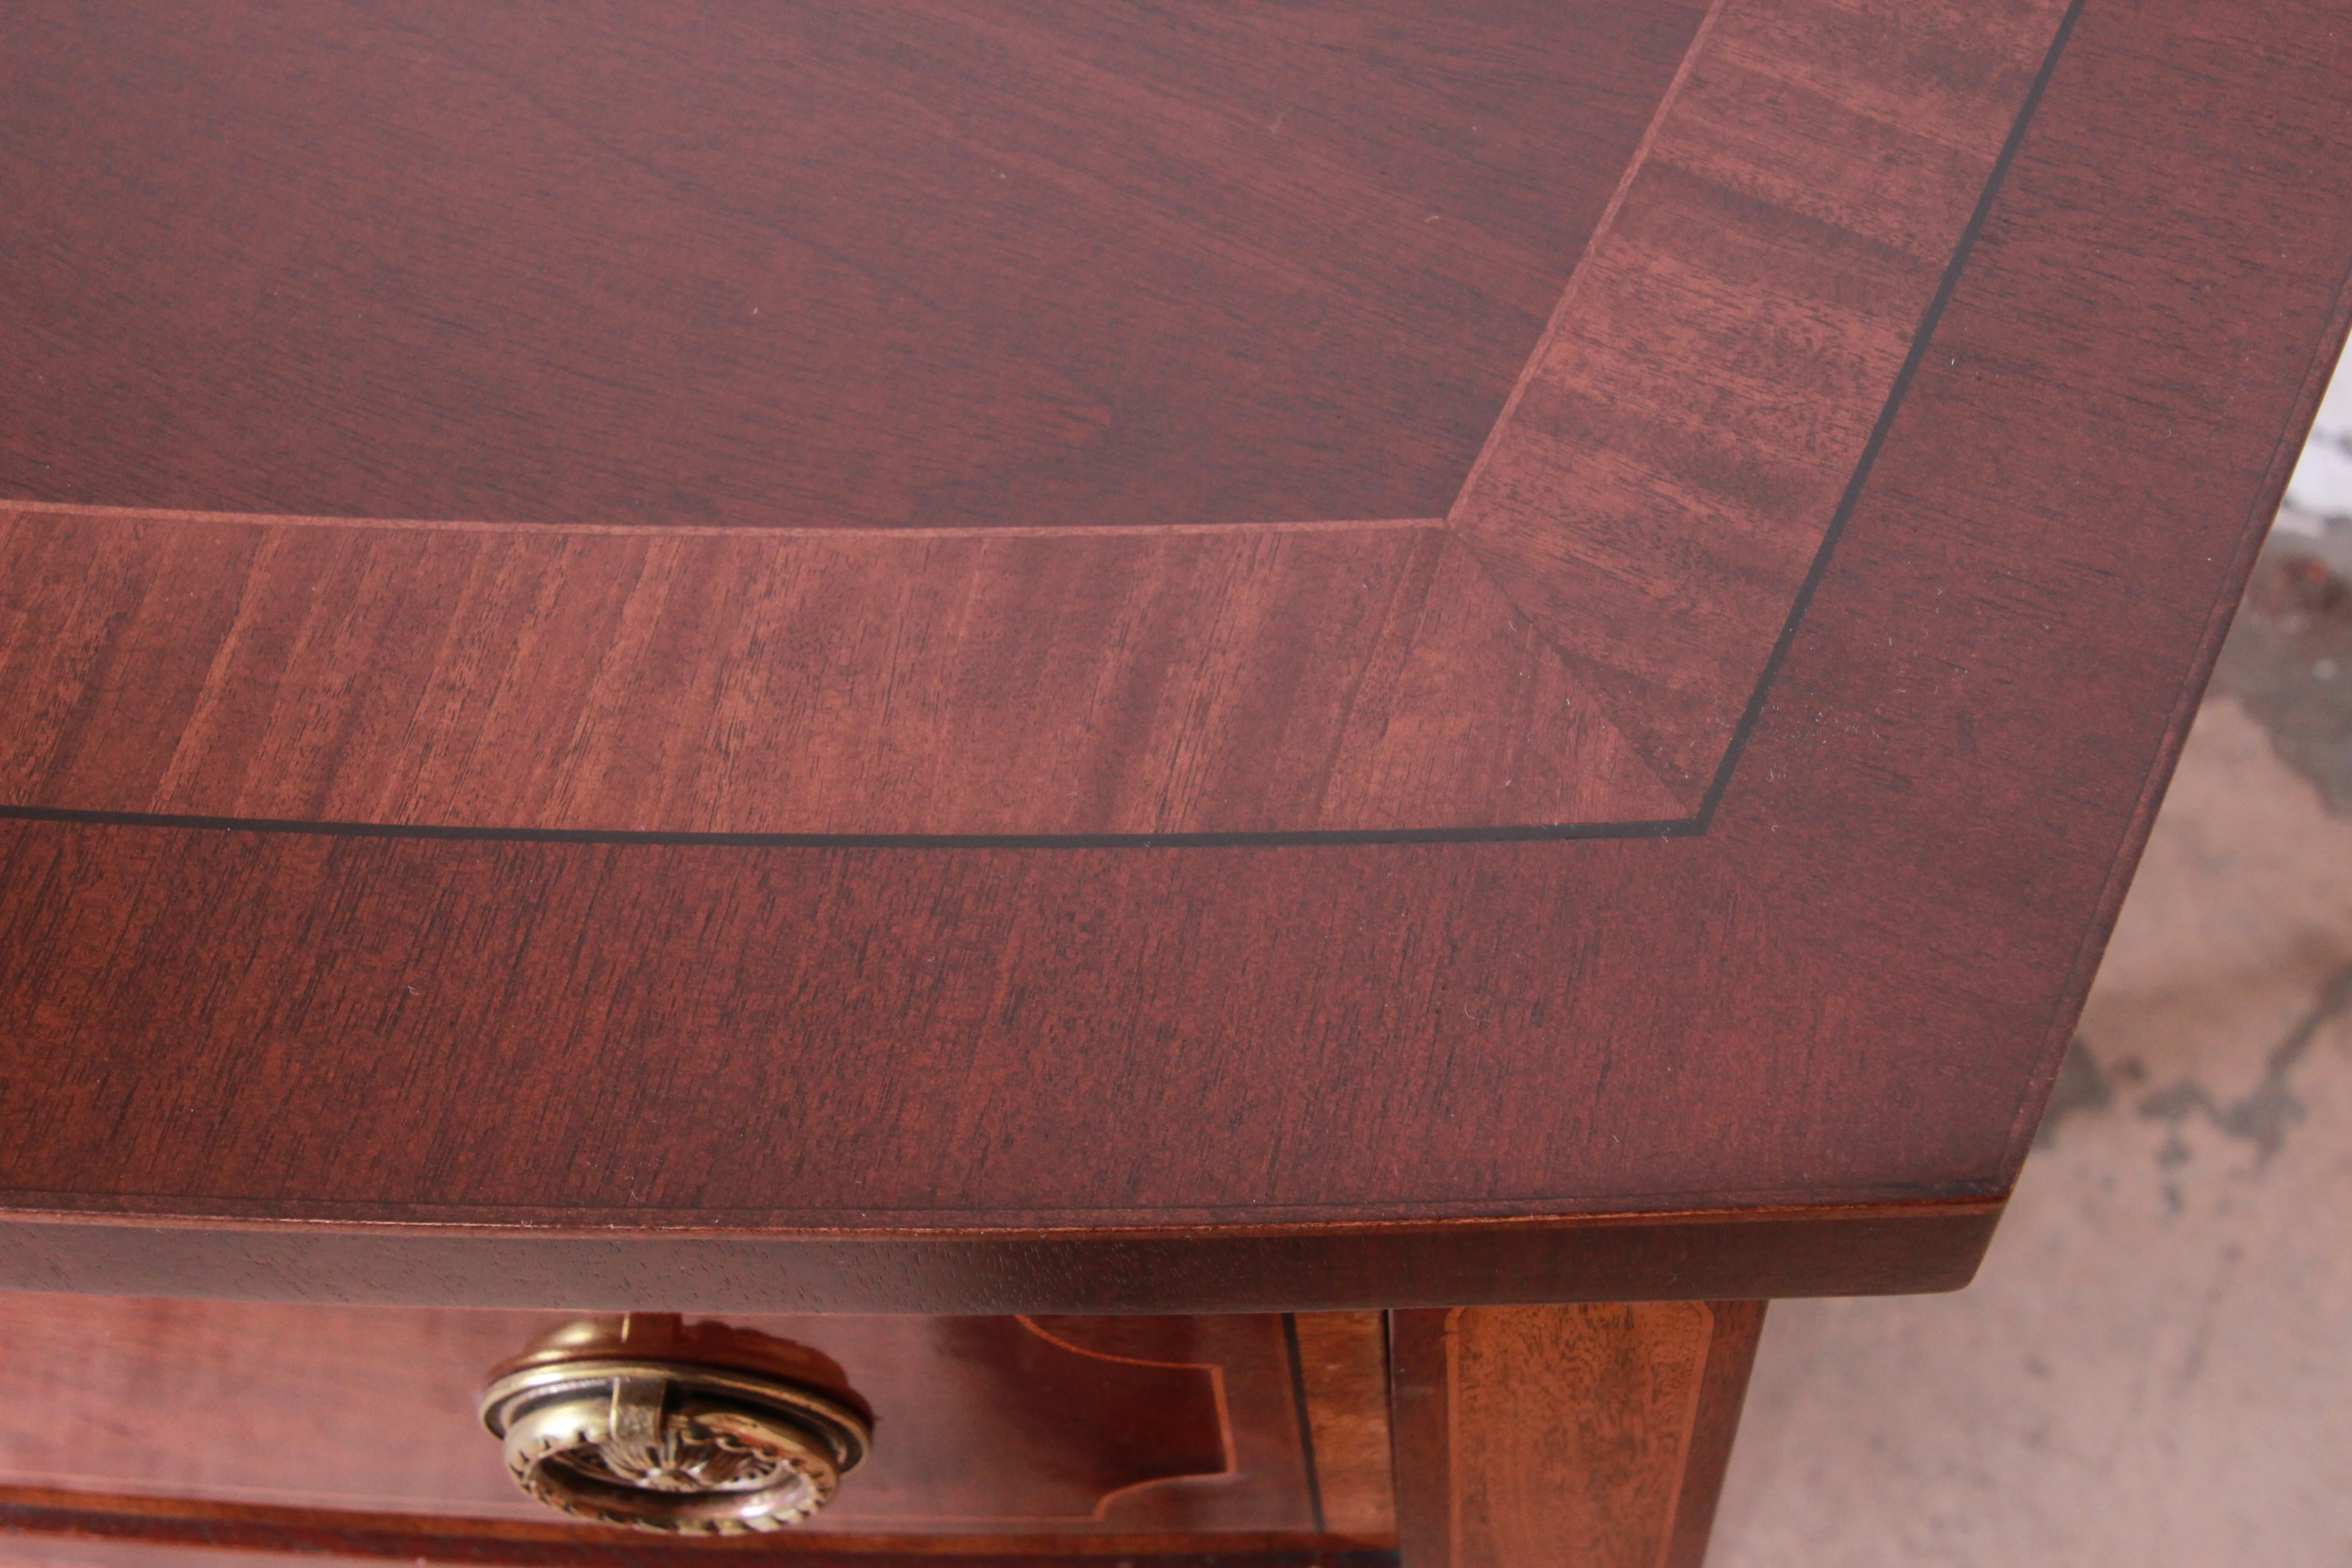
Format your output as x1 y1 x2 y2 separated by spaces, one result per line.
1 0 2347 1312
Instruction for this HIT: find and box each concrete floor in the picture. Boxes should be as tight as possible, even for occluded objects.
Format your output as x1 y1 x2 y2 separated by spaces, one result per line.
1709 544 2352 1565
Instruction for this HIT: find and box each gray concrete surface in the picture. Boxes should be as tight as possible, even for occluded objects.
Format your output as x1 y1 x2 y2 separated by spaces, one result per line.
1709 545 2352 1565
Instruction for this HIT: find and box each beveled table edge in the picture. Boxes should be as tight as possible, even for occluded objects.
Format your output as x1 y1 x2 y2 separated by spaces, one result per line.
0 1198 2004 1313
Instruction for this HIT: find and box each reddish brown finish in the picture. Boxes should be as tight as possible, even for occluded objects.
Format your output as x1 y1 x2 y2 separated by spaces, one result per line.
0 513 1672 837
0 1207 1994 1315
0 0 1700 536
1 0 2348 1308
0 0 2069 839
1451 0 2073 801
1290 1315 1397 1544
1661 1306 1766 1568
1388 1304 1764 1568
0 1293 1365 1538
0 1494 1384 1568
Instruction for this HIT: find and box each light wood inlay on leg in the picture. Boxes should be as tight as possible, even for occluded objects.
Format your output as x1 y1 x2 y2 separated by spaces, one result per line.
1390 1303 1766 1568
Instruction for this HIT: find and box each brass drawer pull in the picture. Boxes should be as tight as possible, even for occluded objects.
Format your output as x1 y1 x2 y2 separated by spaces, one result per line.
479 1355 870 1534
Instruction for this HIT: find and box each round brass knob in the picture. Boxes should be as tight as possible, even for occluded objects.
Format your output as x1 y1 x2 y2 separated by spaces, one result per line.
480 1352 870 1534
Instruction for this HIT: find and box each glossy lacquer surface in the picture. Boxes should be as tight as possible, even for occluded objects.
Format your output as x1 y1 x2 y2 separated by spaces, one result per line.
1 0 2348 1308
0 0 2051 838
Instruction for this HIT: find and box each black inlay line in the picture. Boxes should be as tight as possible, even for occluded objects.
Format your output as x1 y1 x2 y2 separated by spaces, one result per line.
0 804 1701 850
1283 1313 1329 1536
0 7 2081 857
1691 0 2089 829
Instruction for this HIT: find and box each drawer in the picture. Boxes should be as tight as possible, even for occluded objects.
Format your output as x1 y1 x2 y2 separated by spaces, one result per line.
0 1293 1393 1560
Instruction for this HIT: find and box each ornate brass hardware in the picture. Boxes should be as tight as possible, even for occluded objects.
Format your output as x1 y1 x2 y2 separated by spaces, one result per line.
479 1318 870 1534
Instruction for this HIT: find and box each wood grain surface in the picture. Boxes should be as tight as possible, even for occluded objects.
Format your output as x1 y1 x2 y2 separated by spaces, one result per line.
1452 0 2075 803
0 0 1698 534
1291 1314 1398 1544
1388 1303 1764 1568
0 0 2066 839
0 1293 1371 1538
0 512 1675 838
1659 1304 1765 1568
0 1294 1393 1565
0 0 2346 1308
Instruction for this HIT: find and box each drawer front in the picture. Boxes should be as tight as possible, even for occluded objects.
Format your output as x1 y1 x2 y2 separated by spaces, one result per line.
0 1293 1392 1546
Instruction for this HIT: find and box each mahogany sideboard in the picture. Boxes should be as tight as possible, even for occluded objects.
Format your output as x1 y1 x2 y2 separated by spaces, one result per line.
2 0 2347 1564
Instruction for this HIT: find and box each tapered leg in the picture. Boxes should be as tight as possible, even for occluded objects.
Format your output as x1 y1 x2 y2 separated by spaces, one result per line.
1389 1303 1766 1568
